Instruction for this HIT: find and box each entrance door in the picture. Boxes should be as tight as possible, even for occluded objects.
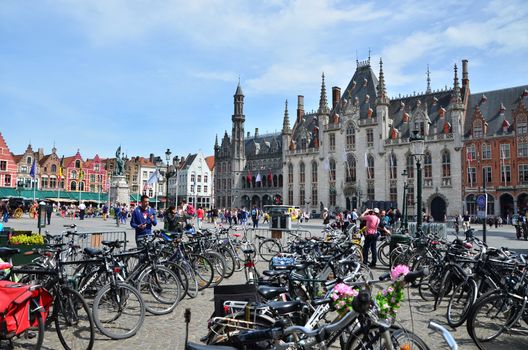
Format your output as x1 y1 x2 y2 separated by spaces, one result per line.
430 197 446 222
346 197 351 211
500 193 514 219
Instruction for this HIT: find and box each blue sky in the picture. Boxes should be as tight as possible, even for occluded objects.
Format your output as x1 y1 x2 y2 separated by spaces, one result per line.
1 0 527 159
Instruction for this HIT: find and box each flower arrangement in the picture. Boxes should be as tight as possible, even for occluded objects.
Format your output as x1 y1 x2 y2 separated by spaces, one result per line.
8 233 45 246
330 283 359 315
375 265 410 322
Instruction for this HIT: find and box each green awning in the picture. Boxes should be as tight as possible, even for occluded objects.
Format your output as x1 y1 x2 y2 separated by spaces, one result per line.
0 188 108 202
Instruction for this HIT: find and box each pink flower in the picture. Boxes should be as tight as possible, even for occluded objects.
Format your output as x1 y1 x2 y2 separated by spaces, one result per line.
382 289 388 296
390 265 410 281
387 286 394 293
331 293 339 301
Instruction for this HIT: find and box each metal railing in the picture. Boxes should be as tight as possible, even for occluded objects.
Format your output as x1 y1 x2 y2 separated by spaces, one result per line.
243 227 313 247
73 231 128 250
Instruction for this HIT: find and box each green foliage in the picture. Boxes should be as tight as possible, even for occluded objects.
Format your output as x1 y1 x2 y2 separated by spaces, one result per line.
375 280 405 321
9 234 45 246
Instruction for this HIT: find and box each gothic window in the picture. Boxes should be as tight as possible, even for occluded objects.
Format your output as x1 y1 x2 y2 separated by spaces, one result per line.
389 153 397 179
346 123 356 150
367 155 374 179
415 121 425 136
517 116 527 134
345 155 356 182
406 154 414 178
442 150 451 186
473 120 483 138
367 181 375 201
482 143 492 159
278 174 283 187
329 133 336 152
51 164 57 173
26 157 32 165
299 162 305 184
288 163 293 184
288 186 293 205
424 152 432 186
366 129 374 147
75 160 81 168
311 186 318 205
299 185 305 206
329 159 336 181
70 181 76 191
312 161 318 183
389 182 397 203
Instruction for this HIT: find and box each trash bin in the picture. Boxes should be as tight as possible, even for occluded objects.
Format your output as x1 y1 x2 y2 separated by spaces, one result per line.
389 233 411 254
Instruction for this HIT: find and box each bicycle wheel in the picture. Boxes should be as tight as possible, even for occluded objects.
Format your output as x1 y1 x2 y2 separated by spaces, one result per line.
345 326 430 350
219 248 236 279
447 278 477 328
179 261 199 298
467 292 523 348
10 311 44 350
136 266 182 315
92 282 145 340
163 261 190 301
377 241 390 267
258 239 282 262
191 254 214 291
205 251 226 287
55 287 95 350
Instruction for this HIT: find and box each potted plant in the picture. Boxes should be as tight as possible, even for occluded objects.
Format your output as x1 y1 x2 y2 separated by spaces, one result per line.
7 233 45 265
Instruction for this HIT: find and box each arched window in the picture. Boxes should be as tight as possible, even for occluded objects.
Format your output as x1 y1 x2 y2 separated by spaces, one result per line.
51 164 57 173
442 150 451 178
367 155 374 179
79 181 85 191
288 163 293 184
389 153 397 179
71 170 77 179
406 153 414 178
424 151 432 186
346 124 356 150
345 155 356 182
75 160 81 168
299 162 305 184
473 120 483 138
466 194 476 215
517 116 528 134
312 161 318 183
26 157 32 165
278 174 283 187
70 181 77 191
329 159 336 181
273 175 278 187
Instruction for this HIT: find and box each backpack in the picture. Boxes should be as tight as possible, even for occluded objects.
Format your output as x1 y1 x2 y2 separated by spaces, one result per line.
251 209 257 217
186 204 195 216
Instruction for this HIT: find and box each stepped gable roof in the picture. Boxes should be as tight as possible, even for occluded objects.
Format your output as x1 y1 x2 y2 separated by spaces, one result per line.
38 154 52 165
205 156 215 171
0 133 14 156
334 63 379 120
291 112 319 150
12 154 23 163
131 156 155 167
181 154 197 169
390 89 454 138
465 85 528 137
244 132 282 157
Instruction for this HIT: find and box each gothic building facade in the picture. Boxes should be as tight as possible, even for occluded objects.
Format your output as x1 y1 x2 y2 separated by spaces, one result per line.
214 84 284 209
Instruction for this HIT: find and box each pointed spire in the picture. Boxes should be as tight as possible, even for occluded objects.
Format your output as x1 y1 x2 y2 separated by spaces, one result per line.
451 63 463 109
376 58 389 105
318 72 329 114
426 65 431 94
282 99 291 135
214 134 219 150
235 78 244 96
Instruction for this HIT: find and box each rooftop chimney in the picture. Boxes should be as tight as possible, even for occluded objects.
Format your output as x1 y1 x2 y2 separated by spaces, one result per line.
247 131 250 138
297 95 304 123
332 86 341 109
462 59 469 88
255 128 259 137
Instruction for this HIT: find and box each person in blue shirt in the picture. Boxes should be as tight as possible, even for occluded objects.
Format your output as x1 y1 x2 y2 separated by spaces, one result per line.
130 195 157 247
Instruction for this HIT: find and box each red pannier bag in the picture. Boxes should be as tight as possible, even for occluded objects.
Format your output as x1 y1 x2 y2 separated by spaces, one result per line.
0 281 53 337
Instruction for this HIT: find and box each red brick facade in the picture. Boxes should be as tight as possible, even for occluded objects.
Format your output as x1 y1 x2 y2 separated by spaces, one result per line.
0 133 17 188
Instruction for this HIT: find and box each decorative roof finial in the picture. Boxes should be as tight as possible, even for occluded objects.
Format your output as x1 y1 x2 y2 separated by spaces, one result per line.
376 58 389 106
318 72 329 114
451 63 463 110
426 65 431 94
282 99 291 135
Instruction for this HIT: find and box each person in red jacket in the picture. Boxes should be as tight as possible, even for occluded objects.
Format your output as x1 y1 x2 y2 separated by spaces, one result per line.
196 206 205 229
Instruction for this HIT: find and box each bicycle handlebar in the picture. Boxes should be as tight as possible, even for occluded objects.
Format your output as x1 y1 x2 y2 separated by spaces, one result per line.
428 321 458 350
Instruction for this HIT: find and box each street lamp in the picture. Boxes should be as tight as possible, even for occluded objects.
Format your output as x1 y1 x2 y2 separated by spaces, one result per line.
410 130 425 235
401 169 408 232
165 148 171 208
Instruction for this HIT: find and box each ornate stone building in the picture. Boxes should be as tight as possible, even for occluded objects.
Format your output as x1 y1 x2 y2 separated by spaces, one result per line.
214 83 283 209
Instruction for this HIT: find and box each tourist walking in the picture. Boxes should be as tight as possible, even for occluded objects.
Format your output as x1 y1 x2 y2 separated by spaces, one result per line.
1 200 8 223
78 202 86 220
196 206 204 229
102 203 108 220
46 202 53 225
251 205 259 229
130 195 157 247
114 203 121 227
322 208 330 228
360 208 381 268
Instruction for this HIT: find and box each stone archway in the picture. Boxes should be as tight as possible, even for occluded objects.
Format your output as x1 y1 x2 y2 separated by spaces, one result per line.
251 195 261 208
262 195 272 206
430 196 447 222
500 193 514 219
517 193 528 213
241 195 250 209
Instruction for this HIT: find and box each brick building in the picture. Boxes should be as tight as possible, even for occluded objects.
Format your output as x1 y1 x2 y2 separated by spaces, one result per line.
0 133 17 188
462 86 528 218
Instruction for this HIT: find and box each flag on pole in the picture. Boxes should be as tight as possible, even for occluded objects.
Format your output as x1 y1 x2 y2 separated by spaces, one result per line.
29 159 37 179
147 169 159 185
256 172 262 183
58 156 64 181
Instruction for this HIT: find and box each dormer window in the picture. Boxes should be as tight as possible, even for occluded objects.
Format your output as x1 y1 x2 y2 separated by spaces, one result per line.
473 120 483 138
517 116 527 134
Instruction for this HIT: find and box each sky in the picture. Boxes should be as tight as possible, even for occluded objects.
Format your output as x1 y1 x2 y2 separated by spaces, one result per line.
1 0 527 160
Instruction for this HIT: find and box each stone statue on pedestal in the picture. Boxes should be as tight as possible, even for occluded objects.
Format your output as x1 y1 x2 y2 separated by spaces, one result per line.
110 146 130 205
114 146 125 176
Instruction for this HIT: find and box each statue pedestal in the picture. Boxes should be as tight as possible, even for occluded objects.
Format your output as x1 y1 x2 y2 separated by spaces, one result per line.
109 176 130 205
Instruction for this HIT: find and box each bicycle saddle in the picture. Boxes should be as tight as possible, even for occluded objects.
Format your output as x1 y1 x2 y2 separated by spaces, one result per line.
101 240 125 249
186 343 237 350
0 247 19 258
257 285 288 300
83 247 103 257
263 269 290 277
267 300 303 315
242 248 255 254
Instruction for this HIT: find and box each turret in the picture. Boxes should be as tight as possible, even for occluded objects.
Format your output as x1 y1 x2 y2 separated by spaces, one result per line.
376 58 391 153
